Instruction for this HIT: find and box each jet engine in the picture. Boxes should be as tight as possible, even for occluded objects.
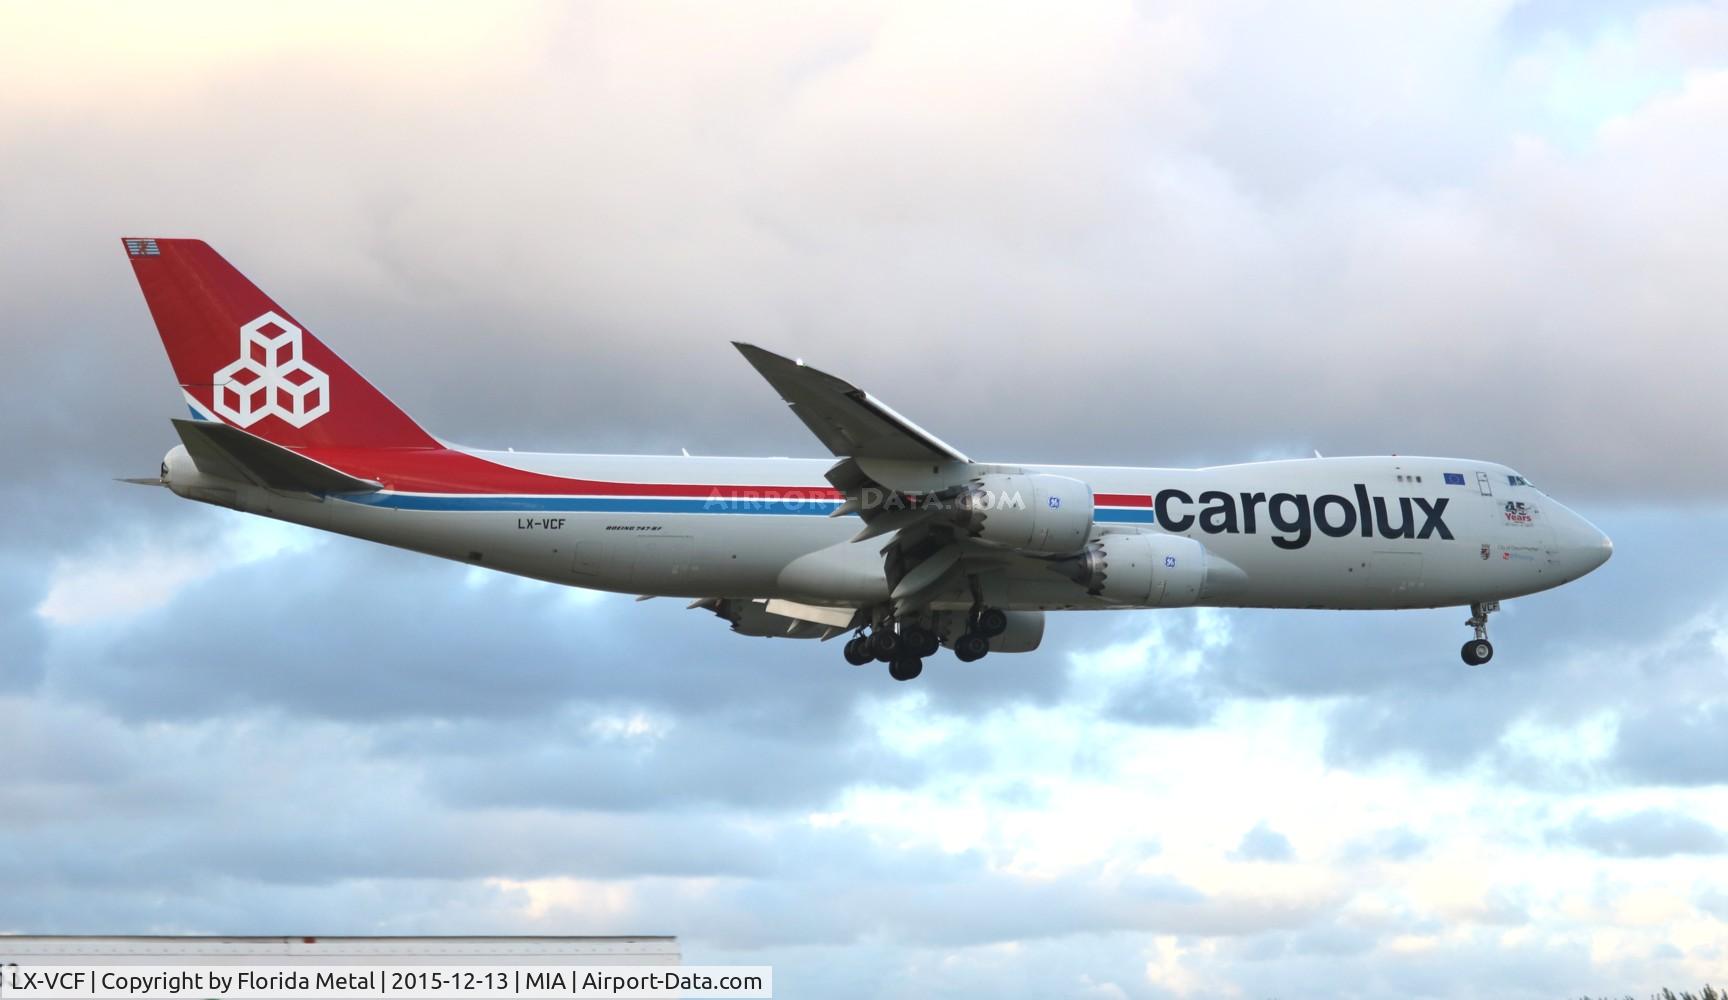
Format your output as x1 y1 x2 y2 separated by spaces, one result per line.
958 474 1093 553
1054 532 1208 607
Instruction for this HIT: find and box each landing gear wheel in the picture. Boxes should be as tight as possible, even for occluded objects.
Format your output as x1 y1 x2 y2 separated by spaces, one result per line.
888 654 924 681
1461 600 1499 666
870 629 901 662
843 635 874 666
903 625 941 658
954 632 990 663
975 607 1009 638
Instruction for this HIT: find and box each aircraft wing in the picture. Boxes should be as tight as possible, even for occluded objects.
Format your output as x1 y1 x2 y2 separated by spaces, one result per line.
732 343 970 463
735 343 1057 614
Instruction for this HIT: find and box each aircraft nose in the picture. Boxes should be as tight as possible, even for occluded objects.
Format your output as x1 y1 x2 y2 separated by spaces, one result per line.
1555 505 1611 578
1595 531 1614 568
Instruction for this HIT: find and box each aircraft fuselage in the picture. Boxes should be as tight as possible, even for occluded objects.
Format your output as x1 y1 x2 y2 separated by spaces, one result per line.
164 446 1610 613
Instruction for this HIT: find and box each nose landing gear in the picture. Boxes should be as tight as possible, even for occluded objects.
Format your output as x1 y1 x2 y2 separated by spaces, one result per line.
1461 601 1498 665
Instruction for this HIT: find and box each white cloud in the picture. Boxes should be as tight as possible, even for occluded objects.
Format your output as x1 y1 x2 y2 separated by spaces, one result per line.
34 516 319 626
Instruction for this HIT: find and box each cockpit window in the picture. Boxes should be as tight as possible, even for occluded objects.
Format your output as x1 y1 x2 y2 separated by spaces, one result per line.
1507 474 1531 487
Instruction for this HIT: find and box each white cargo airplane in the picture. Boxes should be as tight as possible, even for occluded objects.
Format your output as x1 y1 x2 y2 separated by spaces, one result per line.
124 238 1612 680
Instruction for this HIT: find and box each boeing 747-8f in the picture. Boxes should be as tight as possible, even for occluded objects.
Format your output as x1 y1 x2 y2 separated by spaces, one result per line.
123 238 1612 680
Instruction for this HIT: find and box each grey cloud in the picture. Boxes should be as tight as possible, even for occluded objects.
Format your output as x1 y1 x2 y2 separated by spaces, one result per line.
418 712 931 814
45 523 1066 729
0 561 50 692
1322 683 1525 772
1609 703 1728 788
1048 511 1728 783
1552 808 1728 858
1102 669 1214 727
3 6 1727 502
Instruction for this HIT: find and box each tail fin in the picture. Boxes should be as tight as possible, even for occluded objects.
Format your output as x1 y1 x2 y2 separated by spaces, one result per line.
124 237 438 450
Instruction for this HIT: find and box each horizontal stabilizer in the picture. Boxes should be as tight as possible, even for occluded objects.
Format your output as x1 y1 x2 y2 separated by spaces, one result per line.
172 419 379 495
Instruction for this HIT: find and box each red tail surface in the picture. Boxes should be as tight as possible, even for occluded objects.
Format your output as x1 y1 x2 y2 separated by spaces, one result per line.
124 237 438 451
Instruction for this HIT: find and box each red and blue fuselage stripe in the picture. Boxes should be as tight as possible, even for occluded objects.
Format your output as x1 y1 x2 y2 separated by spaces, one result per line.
336 491 1157 522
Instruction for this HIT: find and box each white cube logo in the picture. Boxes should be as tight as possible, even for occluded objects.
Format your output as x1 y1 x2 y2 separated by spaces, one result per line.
212 311 330 428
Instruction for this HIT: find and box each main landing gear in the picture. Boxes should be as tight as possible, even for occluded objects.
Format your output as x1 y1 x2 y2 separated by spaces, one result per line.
842 622 937 681
841 607 1009 680
1461 600 1498 665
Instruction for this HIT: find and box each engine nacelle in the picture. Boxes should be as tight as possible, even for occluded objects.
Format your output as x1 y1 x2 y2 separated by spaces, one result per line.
932 610 1045 653
958 474 1093 553
1056 532 1208 607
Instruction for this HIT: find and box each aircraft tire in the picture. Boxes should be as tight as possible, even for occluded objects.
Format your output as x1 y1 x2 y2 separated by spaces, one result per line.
976 608 1009 638
843 636 874 666
904 625 941 658
888 655 924 682
1461 639 1493 665
955 633 990 663
870 629 901 662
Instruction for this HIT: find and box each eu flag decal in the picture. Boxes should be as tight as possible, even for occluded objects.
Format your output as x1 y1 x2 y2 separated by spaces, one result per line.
1444 472 1466 486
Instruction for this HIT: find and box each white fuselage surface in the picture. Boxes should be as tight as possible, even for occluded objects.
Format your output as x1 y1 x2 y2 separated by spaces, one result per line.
167 447 1609 613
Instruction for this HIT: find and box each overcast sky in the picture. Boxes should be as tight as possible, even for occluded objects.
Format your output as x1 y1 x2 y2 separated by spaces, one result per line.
2 2 1726 997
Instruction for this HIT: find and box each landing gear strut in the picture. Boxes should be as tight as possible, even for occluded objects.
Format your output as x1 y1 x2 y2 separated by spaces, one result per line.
1461 601 1497 665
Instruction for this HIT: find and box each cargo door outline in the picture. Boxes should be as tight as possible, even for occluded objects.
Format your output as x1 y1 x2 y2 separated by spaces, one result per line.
1366 551 1425 602
630 535 696 590
571 538 621 581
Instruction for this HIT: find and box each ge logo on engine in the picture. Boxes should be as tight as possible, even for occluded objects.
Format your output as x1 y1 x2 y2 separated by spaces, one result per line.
211 311 330 428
